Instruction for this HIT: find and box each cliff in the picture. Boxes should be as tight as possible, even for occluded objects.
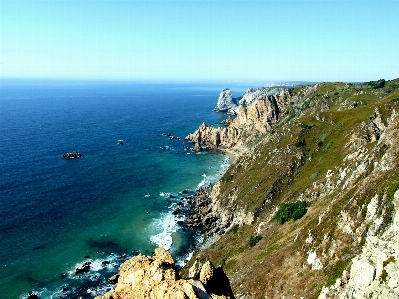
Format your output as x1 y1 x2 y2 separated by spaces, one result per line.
95 79 399 299
214 86 291 115
186 89 293 153
182 79 399 298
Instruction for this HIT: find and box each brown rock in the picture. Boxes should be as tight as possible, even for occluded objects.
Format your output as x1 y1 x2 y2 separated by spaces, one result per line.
95 248 233 299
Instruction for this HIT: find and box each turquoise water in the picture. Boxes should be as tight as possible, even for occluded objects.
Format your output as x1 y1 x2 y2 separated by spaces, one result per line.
0 79 247 298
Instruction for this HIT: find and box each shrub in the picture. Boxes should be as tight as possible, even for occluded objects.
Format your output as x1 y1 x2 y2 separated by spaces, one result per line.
366 79 385 89
295 140 306 147
273 201 310 224
301 123 314 130
228 224 239 234
225 174 234 183
249 235 263 247
301 100 310 110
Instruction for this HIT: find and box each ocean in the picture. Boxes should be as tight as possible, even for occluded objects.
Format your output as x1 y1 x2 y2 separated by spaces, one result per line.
0 79 248 299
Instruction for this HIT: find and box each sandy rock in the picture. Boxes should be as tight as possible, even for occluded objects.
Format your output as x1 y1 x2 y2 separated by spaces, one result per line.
95 248 234 299
186 90 292 149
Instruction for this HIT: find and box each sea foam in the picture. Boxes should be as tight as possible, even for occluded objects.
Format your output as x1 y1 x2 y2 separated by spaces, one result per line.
149 213 178 250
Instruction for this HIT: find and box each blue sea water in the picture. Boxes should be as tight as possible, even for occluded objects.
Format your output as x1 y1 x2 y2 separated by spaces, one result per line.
0 79 249 299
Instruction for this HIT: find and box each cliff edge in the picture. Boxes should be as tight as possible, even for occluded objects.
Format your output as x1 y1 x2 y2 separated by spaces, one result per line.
182 79 399 298
95 79 399 299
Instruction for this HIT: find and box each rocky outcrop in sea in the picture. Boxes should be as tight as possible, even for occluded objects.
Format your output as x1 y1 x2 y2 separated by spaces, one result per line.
214 88 238 113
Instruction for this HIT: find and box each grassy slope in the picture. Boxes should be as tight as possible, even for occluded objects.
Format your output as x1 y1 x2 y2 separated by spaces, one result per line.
181 79 399 298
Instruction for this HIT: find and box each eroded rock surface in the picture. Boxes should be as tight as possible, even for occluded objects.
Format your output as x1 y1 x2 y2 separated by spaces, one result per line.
95 248 234 299
186 90 292 150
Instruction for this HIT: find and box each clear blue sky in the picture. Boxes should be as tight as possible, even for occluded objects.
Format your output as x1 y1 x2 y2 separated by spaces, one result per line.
1 0 398 82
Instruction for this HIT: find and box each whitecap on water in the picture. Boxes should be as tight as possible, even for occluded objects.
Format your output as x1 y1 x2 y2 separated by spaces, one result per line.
149 213 177 251
196 174 207 189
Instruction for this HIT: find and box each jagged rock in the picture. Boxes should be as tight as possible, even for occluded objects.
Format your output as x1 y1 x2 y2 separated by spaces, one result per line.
107 274 119 284
200 261 235 298
193 142 204 152
319 189 399 299
95 248 233 299
186 90 292 149
173 208 181 215
75 262 91 274
200 261 214 288
27 292 39 299
238 86 289 107
214 89 238 112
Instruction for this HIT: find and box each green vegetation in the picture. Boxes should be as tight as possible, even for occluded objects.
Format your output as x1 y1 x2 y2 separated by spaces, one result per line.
326 260 349 287
181 78 399 299
310 170 321 179
228 224 239 234
295 140 306 147
225 174 234 183
273 201 311 224
249 235 263 247
365 79 386 89
380 256 396 282
324 141 333 152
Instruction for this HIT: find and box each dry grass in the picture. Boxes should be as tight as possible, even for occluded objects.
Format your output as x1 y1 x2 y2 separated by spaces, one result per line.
181 79 399 298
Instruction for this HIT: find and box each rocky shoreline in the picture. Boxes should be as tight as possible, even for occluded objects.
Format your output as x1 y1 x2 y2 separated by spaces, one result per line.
186 185 229 248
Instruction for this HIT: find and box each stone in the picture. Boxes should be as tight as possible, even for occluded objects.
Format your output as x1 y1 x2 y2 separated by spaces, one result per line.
75 262 91 274
214 88 238 112
107 274 119 284
27 292 39 299
186 90 292 149
94 248 234 299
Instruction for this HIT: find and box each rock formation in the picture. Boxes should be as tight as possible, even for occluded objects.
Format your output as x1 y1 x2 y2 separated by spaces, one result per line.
186 184 254 246
182 79 399 298
238 86 289 107
214 89 238 113
95 247 234 299
96 79 399 299
186 90 292 151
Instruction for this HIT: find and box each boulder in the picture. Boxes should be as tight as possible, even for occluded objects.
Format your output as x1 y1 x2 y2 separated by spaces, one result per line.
75 262 91 274
108 274 119 284
94 248 233 299
27 292 39 299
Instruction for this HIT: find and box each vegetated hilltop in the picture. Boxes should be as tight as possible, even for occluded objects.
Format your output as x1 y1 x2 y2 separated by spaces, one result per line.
182 78 399 299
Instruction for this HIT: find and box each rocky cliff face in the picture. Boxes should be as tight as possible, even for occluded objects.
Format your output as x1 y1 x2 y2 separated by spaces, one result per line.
186 90 293 152
214 88 238 113
95 248 234 299
182 79 399 299
94 79 399 299
214 86 291 115
238 86 290 107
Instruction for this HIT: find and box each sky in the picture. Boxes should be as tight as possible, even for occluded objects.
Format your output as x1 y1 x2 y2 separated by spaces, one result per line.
1 0 398 82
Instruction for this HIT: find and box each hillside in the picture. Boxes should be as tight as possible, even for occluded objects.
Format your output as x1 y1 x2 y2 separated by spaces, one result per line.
181 78 399 298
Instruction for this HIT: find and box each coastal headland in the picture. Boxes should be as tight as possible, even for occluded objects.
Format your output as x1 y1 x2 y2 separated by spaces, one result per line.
97 78 399 299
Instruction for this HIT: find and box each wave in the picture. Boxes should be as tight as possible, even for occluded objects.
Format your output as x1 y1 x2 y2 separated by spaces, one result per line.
149 213 178 250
